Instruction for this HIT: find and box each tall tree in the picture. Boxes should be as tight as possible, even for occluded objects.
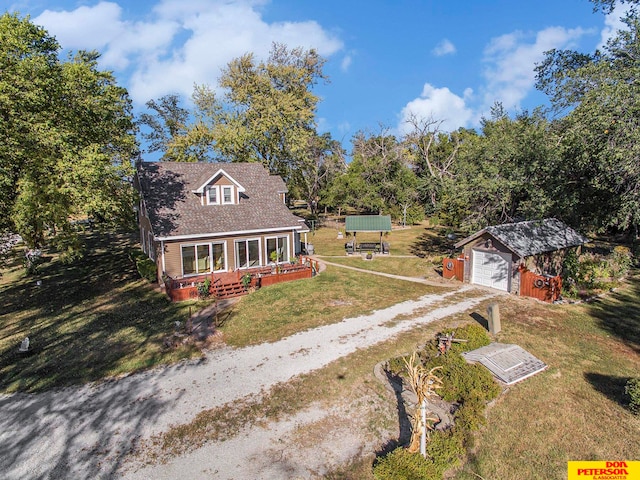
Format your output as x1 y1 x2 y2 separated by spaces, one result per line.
0 13 138 247
536 8 640 234
291 132 346 215
138 94 189 158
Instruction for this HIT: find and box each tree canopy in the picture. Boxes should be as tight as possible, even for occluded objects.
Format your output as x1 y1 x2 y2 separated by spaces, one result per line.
0 13 138 248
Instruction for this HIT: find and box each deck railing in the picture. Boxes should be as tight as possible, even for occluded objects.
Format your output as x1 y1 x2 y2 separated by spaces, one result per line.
164 256 319 302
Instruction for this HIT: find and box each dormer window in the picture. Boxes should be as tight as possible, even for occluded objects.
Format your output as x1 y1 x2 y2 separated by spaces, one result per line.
207 186 219 205
222 186 234 204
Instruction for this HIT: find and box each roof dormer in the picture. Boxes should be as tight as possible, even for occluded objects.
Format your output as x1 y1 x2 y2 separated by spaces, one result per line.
193 169 245 205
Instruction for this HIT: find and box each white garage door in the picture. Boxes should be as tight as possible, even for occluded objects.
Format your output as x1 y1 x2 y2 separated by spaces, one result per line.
472 250 511 291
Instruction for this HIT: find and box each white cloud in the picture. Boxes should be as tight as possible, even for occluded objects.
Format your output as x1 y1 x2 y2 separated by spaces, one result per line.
35 2 126 51
599 3 632 48
432 39 456 57
398 83 474 134
480 26 589 115
341 54 352 72
399 24 592 133
35 0 343 105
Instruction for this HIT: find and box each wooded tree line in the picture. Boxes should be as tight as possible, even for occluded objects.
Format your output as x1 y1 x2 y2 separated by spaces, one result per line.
1 0 639 251
136 0 640 237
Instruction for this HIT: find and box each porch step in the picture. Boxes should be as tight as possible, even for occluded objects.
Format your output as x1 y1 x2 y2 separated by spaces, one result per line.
212 281 247 299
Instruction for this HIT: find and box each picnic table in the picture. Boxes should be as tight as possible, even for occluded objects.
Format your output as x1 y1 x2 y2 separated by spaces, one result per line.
344 241 390 254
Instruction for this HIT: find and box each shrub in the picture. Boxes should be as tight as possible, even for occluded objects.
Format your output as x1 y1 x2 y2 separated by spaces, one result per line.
425 354 500 404
440 324 491 353
135 256 157 283
373 447 440 480
198 278 211 299
425 430 465 472
625 378 640 414
610 246 632 278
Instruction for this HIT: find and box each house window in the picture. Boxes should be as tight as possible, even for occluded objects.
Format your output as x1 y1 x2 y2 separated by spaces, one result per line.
222 186 233 204
212 242 226 272
148 232 155 260
181 244 210 276
266 236 289 263
141 228 146 253
235 239 260 268
207 186 219 205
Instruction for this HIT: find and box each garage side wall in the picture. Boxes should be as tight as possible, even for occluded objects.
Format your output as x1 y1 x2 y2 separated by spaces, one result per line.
460 233 522 294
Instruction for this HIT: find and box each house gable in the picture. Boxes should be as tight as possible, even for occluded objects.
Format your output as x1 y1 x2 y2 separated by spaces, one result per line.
192 169 246 206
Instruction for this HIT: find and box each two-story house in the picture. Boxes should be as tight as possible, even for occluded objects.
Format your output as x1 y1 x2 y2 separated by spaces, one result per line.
136 161 309 284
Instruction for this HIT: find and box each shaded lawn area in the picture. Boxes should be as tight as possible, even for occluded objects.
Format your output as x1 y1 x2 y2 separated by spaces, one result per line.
453 274 640 480
220 265 443 347
321 256 441 280
0 231 201 394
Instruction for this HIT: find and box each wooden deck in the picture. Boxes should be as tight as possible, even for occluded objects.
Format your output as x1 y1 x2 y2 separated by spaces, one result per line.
164 256 319 302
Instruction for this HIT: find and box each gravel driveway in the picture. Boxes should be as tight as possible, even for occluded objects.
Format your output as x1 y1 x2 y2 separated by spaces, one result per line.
0 285 499 479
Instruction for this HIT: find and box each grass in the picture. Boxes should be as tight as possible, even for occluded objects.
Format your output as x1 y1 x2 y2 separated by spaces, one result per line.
0 231 203 393
4 223 638 479
309 220 460 257
451 277 640 480
219 265 442 347
321 256 441 279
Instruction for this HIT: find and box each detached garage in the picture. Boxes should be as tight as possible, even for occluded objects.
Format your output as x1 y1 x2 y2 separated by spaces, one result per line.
451 218 587 300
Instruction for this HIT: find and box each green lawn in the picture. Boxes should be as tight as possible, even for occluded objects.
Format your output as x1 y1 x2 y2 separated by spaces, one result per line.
321 256 440 279
451 276 640 479
0 231 202 393
220 264 441 347
309 220 462 258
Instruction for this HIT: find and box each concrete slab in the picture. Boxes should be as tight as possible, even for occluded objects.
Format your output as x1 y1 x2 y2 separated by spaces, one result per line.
462 343 547 385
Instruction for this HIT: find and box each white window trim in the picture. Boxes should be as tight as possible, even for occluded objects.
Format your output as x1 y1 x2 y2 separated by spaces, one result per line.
148 232 155 260
222 185 234 205
181 243 209 277
265 235 290 263
141 228 147 253
206 185 220 205
180 242 229 277
211 241 228 273
234 238 262 269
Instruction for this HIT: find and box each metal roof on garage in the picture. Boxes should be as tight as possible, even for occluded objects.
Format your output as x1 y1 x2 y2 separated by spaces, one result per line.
345 215 392 232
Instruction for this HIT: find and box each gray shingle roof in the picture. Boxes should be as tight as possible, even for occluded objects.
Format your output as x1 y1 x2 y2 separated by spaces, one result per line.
137 161 304 239
455 218 587 257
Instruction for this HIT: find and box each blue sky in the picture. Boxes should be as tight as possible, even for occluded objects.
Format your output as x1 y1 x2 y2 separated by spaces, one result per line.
7 0 630 151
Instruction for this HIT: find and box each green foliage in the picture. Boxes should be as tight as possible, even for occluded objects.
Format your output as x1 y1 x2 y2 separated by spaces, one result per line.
241 273 252 289
0 13 137 248
563 246 633 295
535 10 640 233
439 324 491 353
198 278 211 299
373 428 468 480
51 231 86 265
131 253 157 283
373 447 441 480
424 353 500 404
625 377 640 414
379 325 500 479
425 429 465 470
